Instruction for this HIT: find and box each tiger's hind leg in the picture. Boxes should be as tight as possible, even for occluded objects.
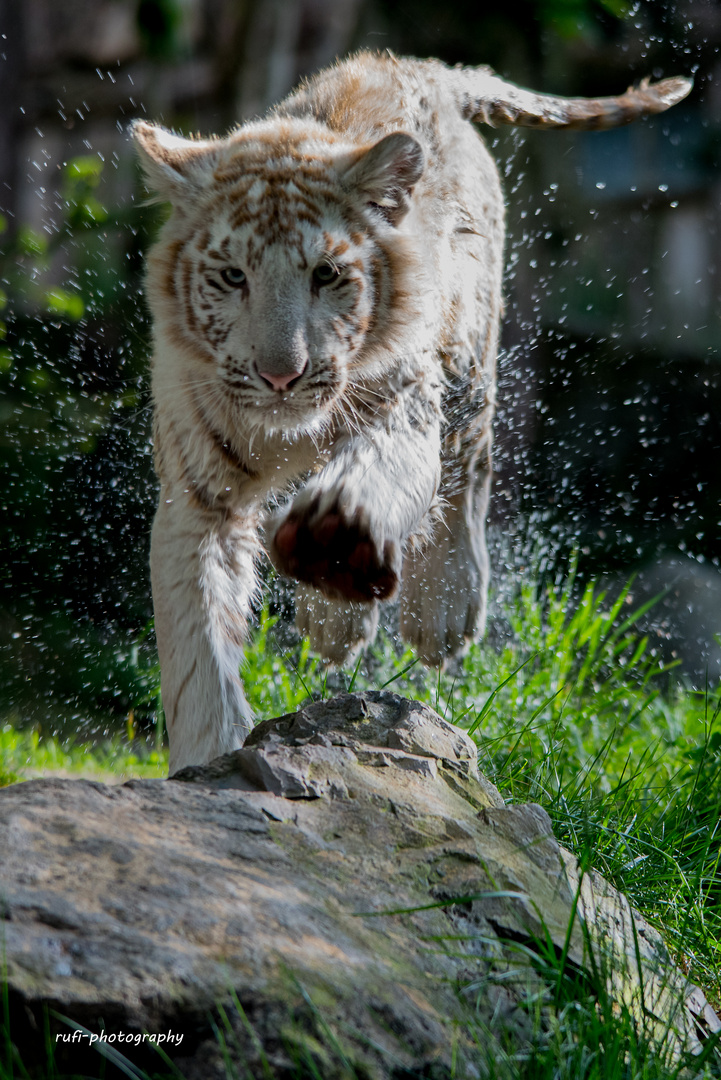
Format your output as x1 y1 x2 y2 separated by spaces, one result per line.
399 477 491 666
295 584 379 666
399 373 493 667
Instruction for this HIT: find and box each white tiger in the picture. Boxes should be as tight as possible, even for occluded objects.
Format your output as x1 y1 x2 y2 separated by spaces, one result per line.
133 51 691 773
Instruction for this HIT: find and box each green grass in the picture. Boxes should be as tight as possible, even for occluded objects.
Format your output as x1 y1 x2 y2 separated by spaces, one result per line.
2 563 721 1078
0 722 167 786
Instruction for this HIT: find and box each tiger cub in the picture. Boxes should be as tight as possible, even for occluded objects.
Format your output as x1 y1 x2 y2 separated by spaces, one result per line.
133 51 690 773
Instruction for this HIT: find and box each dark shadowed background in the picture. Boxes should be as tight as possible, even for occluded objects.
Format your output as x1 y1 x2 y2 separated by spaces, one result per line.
0 0 719 737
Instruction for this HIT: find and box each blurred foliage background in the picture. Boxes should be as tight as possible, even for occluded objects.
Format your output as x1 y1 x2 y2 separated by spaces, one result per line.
0 0 719 738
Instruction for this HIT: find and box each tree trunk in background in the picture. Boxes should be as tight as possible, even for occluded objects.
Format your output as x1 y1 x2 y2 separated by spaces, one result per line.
0 0 23 231
235 0 364 118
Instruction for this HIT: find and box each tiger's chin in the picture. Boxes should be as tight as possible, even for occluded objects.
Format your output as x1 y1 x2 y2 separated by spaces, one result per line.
241 380 346 440
243 398 337 442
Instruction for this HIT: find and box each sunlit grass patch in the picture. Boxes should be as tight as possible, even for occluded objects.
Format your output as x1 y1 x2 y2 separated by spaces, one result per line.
0 721 167 786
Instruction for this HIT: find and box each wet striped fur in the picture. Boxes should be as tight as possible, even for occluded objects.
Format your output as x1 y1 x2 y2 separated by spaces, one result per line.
134 51 691 773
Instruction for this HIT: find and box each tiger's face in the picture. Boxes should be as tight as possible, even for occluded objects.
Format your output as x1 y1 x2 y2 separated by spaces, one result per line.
160 194 374 435
136 119 425 438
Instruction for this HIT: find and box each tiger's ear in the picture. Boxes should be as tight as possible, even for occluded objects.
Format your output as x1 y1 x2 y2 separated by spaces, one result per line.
340 132 424 225
132 121 220 202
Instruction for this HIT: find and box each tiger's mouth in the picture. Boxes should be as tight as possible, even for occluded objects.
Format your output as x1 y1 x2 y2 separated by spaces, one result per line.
243 378 344 436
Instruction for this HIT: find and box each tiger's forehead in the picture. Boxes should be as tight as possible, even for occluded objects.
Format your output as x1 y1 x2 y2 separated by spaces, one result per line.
214 118 342 180
207 124 351 245
193 191 362 275
221 169 341 237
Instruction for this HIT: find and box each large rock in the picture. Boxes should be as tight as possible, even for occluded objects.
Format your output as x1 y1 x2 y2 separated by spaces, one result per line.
1 692 718 1078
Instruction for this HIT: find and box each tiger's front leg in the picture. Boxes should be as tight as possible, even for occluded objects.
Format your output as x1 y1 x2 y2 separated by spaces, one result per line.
151 491 261 774
271 366 442 610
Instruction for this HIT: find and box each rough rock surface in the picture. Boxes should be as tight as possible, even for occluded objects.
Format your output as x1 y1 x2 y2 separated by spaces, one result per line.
1 692 718 1078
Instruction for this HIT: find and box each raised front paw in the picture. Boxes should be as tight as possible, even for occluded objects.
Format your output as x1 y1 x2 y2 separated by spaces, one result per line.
271 495 400 603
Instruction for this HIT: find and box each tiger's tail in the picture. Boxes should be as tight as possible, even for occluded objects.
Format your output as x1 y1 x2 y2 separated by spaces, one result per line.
452 66 692 130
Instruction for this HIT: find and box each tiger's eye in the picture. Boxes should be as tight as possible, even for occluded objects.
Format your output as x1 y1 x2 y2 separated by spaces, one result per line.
221 267 247 287
312 261 340 286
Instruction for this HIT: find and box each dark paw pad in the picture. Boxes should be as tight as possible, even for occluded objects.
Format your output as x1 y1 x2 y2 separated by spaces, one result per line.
273 509 398 602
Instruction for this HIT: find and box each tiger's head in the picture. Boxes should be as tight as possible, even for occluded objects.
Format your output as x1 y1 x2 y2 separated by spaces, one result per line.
134 118 425 437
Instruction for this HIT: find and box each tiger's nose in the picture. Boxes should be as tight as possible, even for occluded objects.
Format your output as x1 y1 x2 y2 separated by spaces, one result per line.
256 359 308 392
